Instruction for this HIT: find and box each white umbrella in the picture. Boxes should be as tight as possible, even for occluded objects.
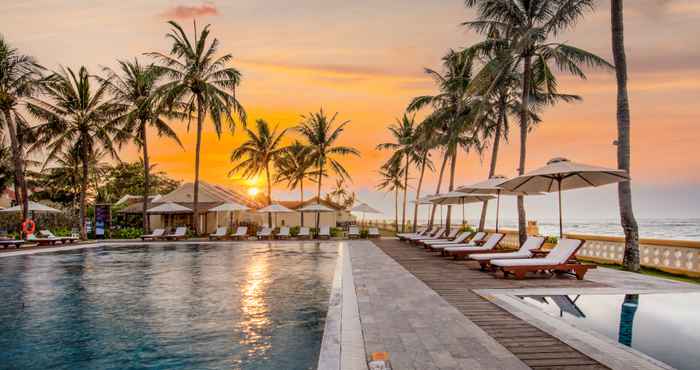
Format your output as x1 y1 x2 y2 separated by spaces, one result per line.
410 195 436 205
0 201 62 213
257 204 294 227
351 202 382 226
456 175 542 232
209 202 250 228
297 203 334 227
146 202 192 214
499 157 629 237
430 192 494 228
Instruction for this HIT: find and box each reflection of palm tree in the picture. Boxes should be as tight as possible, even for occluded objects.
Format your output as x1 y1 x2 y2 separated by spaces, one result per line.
618 294 639 347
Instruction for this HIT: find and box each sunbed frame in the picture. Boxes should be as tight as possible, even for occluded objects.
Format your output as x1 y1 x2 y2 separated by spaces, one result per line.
497 241 596 280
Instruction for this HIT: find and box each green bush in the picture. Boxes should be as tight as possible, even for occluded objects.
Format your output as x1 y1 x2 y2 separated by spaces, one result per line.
290 226 300 237
544 235 559 244
112 227 144 239
51 227 73 237
359 229 369 238
330 227 341 237
460 225 476 233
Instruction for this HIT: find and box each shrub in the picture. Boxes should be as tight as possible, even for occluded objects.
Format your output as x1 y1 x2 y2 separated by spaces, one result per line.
330 227 341 237
460 225 476 233
290 226 300 237
112 227 144 239
544 235 559 244
359 229 369 238
51 227 73 237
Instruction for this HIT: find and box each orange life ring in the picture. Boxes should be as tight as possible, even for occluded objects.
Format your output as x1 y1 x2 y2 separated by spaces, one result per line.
22 219 36 235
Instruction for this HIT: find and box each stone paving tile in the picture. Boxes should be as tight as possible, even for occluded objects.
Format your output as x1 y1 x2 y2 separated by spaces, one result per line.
349 240 529 370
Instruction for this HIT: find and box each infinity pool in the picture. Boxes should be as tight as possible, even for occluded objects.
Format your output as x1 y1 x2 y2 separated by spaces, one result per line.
0 242 338 370
520 292 700 370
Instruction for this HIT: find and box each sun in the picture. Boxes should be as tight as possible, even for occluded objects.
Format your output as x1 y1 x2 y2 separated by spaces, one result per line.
247 187 259 197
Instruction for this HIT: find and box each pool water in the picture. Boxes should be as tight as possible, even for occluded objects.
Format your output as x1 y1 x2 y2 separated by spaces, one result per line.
0 242 338 370
519 292 700 370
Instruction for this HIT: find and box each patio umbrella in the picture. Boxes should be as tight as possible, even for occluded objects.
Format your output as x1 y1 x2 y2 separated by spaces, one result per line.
257 204 294 227
0 201 62 214
351 202 382 226
147 202 192 230
456 175 542 232
429 192 494 228
499 157 629 237
209 202 249 228
297 203 334 227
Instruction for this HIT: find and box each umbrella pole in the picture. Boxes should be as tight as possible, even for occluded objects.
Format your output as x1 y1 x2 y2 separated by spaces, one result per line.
496 190 501 233
461 198 465 227
558 178 563 238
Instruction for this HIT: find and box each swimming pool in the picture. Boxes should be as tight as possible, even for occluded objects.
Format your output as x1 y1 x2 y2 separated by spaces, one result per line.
0 242 338 370
519 292 700 370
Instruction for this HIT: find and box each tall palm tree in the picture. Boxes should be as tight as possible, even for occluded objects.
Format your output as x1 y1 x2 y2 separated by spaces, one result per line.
410 116 436 232
102 58 183 232
297 108 360 228
377 114 418 232
611 0 639 271
27 66 124 239
377 164 404 233
0 36 44 222
229 119 287 226
275 140 315 225
148 21 246 234
464 0 613 243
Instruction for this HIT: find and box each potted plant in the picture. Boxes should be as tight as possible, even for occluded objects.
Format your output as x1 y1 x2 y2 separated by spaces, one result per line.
542 235 559 250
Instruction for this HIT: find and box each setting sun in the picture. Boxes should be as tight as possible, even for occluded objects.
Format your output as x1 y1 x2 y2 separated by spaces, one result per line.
247 187 259 197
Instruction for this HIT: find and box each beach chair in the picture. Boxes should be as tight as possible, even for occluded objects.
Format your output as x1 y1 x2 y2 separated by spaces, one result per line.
407 227 445 243
297 227 311 239
348 226 360 239
416 228 460 246
444 233 505 260
257 227 273 240
491 239 595 280
368 227 380 238
428 232 486 254
209 227 228 240
141 228 165 241
164 227 188 241
318 226 331 239
231 226 248 240
277 227 291 239
26 234 60 246
470 236 545 270
424 231 476 250
0 239 26 249
40 230 78 244
397 227 429 241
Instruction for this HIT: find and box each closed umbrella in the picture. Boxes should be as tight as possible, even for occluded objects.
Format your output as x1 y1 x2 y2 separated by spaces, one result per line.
298 203 334 227
257 204 294 228
499 157 629 237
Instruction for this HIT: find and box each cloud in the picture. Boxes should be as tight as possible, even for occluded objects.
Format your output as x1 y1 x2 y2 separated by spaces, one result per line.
161 3 219 20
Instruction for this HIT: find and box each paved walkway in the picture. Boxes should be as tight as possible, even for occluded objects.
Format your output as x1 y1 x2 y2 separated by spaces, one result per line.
366 238 610 370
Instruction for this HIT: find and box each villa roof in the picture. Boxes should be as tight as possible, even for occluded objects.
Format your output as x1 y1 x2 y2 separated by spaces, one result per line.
277 197 345 211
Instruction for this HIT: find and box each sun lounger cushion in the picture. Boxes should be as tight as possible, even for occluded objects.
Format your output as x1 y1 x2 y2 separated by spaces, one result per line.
470 236 544 261
423 231 472 245
233 226 247 236
368 228 380 235
444 233 503 252
431 232 485 248
491 239 582 267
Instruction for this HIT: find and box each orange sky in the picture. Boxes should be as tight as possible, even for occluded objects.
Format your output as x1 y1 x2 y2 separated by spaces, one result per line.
3 0 699 219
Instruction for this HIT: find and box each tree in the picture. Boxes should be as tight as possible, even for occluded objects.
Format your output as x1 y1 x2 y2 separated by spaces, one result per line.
377 114 419 232
0 36 44 222
100 161 181 203
28 66 124 239
274 140 316 224
229 119 287 226
464 0 613 243
102 59 183 232
149 20 246 234
611 0 640 271
297 108 360 228
410 116 435 232
377 164 404 232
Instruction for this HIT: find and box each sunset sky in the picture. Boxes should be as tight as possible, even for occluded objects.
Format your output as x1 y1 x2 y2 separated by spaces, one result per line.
2 0 699 222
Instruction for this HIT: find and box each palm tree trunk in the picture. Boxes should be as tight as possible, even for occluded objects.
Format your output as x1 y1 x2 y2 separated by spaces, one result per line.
394 187 399 232
401 155 410 232
428 151 449 228
265 162 272 226
80 141 89 240
141 123 150 232
517 55 532 245
412 149 428 232
193 97 204 235
445 149 457 232
2 109 29 224
612 0 640 272
479 102 505 231
300 180 304 226
316 157 323 229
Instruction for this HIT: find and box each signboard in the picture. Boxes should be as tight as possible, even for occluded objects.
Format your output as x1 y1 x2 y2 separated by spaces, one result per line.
94 204 111 239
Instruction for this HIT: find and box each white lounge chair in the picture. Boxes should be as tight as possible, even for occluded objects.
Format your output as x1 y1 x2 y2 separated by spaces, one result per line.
318 226 331 239
368 227 380 238
423 231 472 246
26 233 61 245
423 231 480 251
298 227 311 239
209 227 228 240
164 227 188 240
40 229 78 244
470 236 545 269
406 228 445 242
257 227 273 239
277 226 290 239
490 238 595 280
348 226 360 239
416 228 460 245
141 228 165 241
231 226 248 240
444 233 505 259
397 227 430 240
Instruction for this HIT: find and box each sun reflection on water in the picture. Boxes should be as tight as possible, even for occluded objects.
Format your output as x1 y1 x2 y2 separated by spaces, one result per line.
239 253 272 360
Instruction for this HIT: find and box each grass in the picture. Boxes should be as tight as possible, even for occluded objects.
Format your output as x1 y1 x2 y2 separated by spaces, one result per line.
588 260 700 285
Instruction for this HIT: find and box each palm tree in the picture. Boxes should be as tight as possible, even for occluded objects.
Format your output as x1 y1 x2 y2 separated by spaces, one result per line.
102 58 183 232
275 140 315 225
27 66 124 239
297 108 360 228
377 164 404 233
611 0 639 271
229 119 287 226
377 114 419 232
148 21 246 234
410 116 436 232
0 36 44 222
464 0 613 243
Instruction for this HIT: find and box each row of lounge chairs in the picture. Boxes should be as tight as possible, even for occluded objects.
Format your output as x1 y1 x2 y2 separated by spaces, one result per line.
0 230 79 249
140 227 188 241
140 225 383 241
399 227 595 280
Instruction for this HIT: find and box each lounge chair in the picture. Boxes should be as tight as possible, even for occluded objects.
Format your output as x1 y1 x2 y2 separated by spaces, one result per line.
470 236 545 270
209 227 228 240
424 231 477 250
348 226 360 239
0 239 26 249
25 234 60 246
428 232 486 254
277 227 291 239
141 228 165 241
416 228 460 246
318 226 331 239
257 227 273 240
491 239 595 280
397 227 429 241
40 230 78 244
164 227 188 241
231 226 248 240
297 227 311 239
368 227 380 238
406 228 445 243
444 233 505 260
